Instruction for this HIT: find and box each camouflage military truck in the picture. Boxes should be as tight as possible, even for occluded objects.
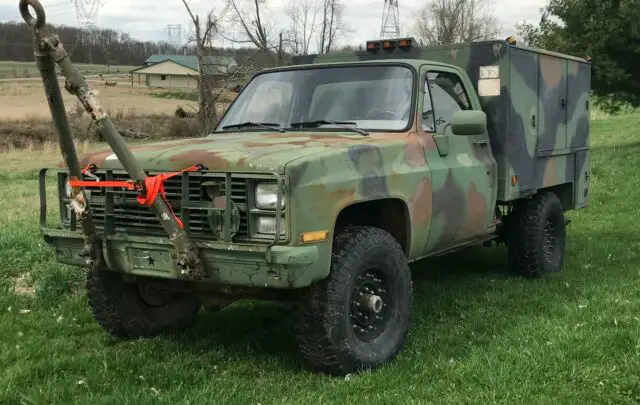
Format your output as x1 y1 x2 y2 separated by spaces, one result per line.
36 28 590 374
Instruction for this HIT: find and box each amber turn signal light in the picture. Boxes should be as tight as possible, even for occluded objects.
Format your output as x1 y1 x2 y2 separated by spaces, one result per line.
301 230 329 244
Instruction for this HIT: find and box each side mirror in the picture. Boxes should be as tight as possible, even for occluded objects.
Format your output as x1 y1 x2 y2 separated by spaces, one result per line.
450 110 487 136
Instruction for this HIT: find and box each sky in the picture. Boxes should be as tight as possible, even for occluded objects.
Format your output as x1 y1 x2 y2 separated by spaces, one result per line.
0 0 548 51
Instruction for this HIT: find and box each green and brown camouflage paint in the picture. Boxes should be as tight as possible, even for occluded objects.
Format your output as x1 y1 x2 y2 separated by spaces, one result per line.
42 39 591 288
292 39 591 207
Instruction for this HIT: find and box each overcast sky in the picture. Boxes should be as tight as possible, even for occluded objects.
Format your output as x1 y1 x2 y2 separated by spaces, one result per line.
1 0 547 51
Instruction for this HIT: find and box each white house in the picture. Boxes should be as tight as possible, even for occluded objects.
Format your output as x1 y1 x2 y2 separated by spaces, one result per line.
130 54 238 89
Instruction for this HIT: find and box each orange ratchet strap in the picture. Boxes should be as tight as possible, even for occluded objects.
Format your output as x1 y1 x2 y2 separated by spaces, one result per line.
68 163 206 229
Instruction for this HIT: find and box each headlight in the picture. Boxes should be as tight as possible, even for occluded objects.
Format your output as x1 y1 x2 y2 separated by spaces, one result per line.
255 183 285 210
256 216 286 235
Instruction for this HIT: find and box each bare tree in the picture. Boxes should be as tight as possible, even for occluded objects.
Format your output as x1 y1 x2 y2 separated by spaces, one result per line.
180 0 228 134
224 0 284 64
283 0 321 55
317 0 346 53
411 0 501 45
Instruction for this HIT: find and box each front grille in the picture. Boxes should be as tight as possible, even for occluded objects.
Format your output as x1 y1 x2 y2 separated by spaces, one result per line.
76 170 255 242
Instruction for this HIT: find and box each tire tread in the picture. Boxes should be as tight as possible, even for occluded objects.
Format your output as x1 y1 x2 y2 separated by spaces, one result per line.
295 226 412 375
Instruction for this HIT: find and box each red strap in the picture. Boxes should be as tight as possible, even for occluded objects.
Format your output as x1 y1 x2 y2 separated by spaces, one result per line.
135 165 202 228
68 163 204 229
69 164 137 190
68 180 137 189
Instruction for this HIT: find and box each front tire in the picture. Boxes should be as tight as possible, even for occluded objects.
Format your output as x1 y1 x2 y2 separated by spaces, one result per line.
86 267 201 339
294 226 413 375
506 192 567 277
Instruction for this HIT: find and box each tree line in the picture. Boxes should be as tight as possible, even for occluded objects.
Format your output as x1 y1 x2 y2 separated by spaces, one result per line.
0 21 179 66
516 0 640 113
0 21 278 70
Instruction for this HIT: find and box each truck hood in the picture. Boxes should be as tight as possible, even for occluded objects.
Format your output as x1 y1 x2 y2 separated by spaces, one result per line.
74 131 371 173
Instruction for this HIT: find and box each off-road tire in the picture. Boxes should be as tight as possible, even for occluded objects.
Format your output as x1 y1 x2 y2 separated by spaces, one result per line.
86 267 201 339
506 192 566 277
294 226 413 376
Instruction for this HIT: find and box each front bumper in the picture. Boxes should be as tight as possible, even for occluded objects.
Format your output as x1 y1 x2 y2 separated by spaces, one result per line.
39 168 325 289
43 228 321 288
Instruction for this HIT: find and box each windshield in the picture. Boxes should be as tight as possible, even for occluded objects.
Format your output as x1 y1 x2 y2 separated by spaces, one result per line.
216 65 415 132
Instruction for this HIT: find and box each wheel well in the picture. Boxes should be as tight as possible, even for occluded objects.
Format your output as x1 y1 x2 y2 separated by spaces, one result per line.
498 182 574 239
334 199 410 255
539 183 574 210
501 183 575 213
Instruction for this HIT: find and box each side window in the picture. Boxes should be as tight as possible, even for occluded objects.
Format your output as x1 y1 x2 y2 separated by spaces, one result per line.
422 78 435 132
426 71 471 133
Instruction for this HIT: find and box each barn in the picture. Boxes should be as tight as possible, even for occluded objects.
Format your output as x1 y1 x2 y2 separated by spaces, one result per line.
130 55 238 89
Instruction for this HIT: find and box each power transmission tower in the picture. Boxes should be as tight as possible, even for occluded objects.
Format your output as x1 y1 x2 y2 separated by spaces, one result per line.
70 0 109 64
73 0 103 29
166 24 184 54
380 0 400 38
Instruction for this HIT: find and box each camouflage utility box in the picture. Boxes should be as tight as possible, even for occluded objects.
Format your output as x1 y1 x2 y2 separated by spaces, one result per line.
25 0 591 379
293 38 592 209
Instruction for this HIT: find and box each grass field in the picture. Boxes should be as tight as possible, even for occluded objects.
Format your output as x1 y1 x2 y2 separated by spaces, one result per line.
0 60 137 79
151 91 201 102
1 113 640 404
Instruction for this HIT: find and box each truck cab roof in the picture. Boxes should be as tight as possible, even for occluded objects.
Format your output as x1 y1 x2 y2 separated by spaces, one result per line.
260 58 462 73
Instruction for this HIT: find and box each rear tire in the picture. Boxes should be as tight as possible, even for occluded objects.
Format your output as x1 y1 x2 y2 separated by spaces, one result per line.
294 226 413 376
86 267 201 339
506 192 567 277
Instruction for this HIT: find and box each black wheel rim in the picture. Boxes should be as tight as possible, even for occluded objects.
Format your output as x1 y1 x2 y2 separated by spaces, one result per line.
350 268 391 342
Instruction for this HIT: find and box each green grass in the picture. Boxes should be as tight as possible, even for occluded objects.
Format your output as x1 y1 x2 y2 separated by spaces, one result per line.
151 91 200 102
0 60 138 79
2 113 640 404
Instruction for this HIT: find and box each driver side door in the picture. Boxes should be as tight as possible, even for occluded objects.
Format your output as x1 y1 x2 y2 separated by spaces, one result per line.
418 65 497 253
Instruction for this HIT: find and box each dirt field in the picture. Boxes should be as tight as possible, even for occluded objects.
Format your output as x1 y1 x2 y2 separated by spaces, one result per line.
0 79 200 120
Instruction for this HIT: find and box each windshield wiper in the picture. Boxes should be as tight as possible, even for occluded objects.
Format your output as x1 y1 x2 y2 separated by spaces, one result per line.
222 121 285 133
290 120 369 136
